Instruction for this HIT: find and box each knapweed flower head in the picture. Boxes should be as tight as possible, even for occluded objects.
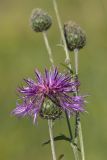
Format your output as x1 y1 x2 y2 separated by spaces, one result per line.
64 21 86 51
12 67 85 123
30 8 52 32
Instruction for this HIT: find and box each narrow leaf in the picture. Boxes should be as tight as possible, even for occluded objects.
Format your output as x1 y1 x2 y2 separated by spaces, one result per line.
61 63 74 74
42 134 71 146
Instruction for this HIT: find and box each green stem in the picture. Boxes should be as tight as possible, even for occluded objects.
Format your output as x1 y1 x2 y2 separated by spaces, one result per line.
78 121 85 160
74 49 85 160
42 31 54 65
74 49 79 75
65 111 79 160
65 111 73 141
70 143 80 160
74 112 80 146
48 119 57 160
52 0 71 69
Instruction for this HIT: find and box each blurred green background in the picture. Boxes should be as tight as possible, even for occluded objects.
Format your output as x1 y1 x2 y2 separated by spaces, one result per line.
0 0 107 159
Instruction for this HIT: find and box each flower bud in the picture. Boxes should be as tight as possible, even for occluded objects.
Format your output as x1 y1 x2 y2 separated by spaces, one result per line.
64 21 86 51
39 99 62 120
30 8 52 32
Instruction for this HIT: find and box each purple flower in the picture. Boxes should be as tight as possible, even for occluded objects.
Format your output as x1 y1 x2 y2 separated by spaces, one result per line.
12 67 84 123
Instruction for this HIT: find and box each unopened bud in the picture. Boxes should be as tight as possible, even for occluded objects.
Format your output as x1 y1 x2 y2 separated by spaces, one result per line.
64 21 86 51
30 8 52 32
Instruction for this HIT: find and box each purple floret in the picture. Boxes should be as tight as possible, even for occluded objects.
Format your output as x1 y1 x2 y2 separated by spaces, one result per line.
12 67 85 123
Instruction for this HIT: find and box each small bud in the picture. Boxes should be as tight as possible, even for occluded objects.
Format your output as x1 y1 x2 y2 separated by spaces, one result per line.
39 99 62 120
30 8 52 32
64 21 86 51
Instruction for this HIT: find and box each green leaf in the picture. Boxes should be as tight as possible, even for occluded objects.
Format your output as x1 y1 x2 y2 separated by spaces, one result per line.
42 134 81 152
42 134 71 146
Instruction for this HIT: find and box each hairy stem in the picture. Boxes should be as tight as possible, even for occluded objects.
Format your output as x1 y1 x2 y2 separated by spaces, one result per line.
65 110 73 141
74 49 79 75
74 112 79 146
52 0 71 68
74 49 85 160
48 119 57 160
78 121 85 160
70 143 80 160
65 111 79 160
42 31 54 65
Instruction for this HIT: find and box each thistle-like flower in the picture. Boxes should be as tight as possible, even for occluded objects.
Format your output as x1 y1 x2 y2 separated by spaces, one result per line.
30 8 52 32
12 67 85 123
64 21 86 51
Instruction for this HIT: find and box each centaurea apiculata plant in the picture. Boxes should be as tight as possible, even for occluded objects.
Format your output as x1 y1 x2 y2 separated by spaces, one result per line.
12 1 87 160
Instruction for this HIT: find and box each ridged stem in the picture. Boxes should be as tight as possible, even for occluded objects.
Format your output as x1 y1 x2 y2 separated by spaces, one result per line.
48 119 57 160
42 31 54 65
65 110 73 141
52 0 71 69
65 111 79 160
78 121 85 160
74 49 79 75
74 49 85 160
